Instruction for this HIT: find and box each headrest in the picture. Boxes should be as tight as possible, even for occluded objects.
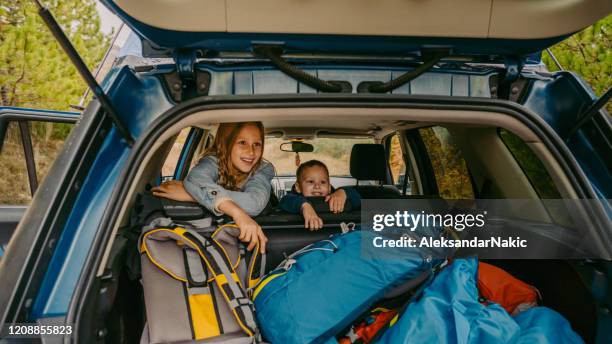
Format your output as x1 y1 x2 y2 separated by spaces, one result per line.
350 144 387 181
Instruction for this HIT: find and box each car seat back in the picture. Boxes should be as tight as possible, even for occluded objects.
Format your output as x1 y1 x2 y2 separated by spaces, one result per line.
350 144 401 198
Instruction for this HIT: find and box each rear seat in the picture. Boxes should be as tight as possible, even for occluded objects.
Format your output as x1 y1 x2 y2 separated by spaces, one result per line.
259 143 445 269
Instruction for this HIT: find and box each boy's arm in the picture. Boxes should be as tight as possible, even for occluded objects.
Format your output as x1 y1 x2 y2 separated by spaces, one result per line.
301 202 323 230
279 192 322 230
342 186 362 210
326 186 362 213
279 192 309 214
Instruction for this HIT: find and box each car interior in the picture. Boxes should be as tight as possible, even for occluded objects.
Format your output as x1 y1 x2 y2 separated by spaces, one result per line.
87 107 598 343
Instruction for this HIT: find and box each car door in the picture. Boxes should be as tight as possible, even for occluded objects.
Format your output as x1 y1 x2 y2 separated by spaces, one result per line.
0 107 79 255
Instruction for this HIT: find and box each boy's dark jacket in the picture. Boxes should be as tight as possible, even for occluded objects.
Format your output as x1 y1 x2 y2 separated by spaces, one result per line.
279 187 361 214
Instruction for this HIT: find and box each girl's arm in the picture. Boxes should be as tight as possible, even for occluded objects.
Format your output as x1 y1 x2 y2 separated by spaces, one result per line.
151 180 196 202
217 199 267 253
183 157 274 216
218 162 274 216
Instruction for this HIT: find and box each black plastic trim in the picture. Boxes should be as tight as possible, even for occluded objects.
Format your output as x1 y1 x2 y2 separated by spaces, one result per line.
177 128 204 180
0 109 78 152
405 128 440 196
18 121 39 195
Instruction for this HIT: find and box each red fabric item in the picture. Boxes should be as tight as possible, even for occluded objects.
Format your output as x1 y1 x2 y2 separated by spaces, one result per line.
355 310 397 343
340 309 397 344
477 262 539 315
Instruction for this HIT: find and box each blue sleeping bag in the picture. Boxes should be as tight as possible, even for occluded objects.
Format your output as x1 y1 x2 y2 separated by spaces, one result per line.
377 258 583 344
253 230 442 344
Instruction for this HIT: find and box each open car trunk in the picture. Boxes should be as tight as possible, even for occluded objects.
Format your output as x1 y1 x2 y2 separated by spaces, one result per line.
71 99 609 343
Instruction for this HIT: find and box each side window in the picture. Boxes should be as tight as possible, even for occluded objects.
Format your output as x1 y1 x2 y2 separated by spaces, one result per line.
419 126 474 199
387 133 407 191
0 122 32 205
161 127 193 180
499 129 561 199
0 121 74 205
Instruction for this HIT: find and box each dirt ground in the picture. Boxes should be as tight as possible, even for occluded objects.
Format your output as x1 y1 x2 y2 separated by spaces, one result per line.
0 133 65 205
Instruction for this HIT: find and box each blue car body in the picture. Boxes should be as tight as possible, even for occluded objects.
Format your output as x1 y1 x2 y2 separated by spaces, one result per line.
0 0 610 342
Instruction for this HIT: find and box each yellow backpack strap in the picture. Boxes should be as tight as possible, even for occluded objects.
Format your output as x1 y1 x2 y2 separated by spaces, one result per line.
182 229 260 339
246 245 266 291
183 247 222 339
212 224 267 293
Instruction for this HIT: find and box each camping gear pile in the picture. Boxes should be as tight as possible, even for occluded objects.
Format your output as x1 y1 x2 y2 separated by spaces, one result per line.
136 212 584 343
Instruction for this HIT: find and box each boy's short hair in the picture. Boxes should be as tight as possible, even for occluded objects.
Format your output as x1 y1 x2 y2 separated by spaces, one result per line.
296 160 329 181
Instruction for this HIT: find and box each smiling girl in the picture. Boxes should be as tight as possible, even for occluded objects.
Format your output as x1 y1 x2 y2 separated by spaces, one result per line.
152 122 273 252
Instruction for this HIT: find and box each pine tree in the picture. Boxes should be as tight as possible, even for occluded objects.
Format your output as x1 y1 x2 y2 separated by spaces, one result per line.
0 0 110 134
543 15 611 111
0 0 110 204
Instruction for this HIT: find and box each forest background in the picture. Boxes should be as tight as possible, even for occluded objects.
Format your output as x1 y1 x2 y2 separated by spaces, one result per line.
0 0 610 203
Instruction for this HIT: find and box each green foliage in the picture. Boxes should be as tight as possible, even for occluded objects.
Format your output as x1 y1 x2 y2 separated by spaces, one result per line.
499 129 561 199
0 0 110 139
543 15 611 111
419 127 474 200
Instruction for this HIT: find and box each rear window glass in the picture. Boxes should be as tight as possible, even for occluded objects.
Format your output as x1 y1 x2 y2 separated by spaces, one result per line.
387 133 407 189
499 129 561 199
0 121 74 205
264 137 374 176
161 128 192 178
419 127 474 199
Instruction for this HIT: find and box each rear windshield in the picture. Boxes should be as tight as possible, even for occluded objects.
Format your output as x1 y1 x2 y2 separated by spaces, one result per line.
264 137 374 177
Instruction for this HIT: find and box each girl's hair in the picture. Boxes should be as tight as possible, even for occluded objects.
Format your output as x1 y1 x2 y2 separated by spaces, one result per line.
200 122 265 190
296 160 329 181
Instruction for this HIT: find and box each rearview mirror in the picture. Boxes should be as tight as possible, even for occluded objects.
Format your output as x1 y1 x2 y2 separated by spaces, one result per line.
280 141 314 153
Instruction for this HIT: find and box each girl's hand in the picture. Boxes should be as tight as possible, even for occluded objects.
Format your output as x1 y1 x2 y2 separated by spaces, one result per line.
301 202 323 230
233 211 268 253
151 180 197 202
325 189 347 213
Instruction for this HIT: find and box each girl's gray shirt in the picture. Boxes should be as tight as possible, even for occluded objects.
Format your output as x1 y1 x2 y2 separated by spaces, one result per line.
183 156 275 216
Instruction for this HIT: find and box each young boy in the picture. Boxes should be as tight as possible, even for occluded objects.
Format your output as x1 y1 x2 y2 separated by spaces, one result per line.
279 160 361 230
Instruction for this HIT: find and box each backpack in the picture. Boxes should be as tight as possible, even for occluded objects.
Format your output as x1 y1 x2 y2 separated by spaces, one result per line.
252 230 443 344
139 219 265 343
